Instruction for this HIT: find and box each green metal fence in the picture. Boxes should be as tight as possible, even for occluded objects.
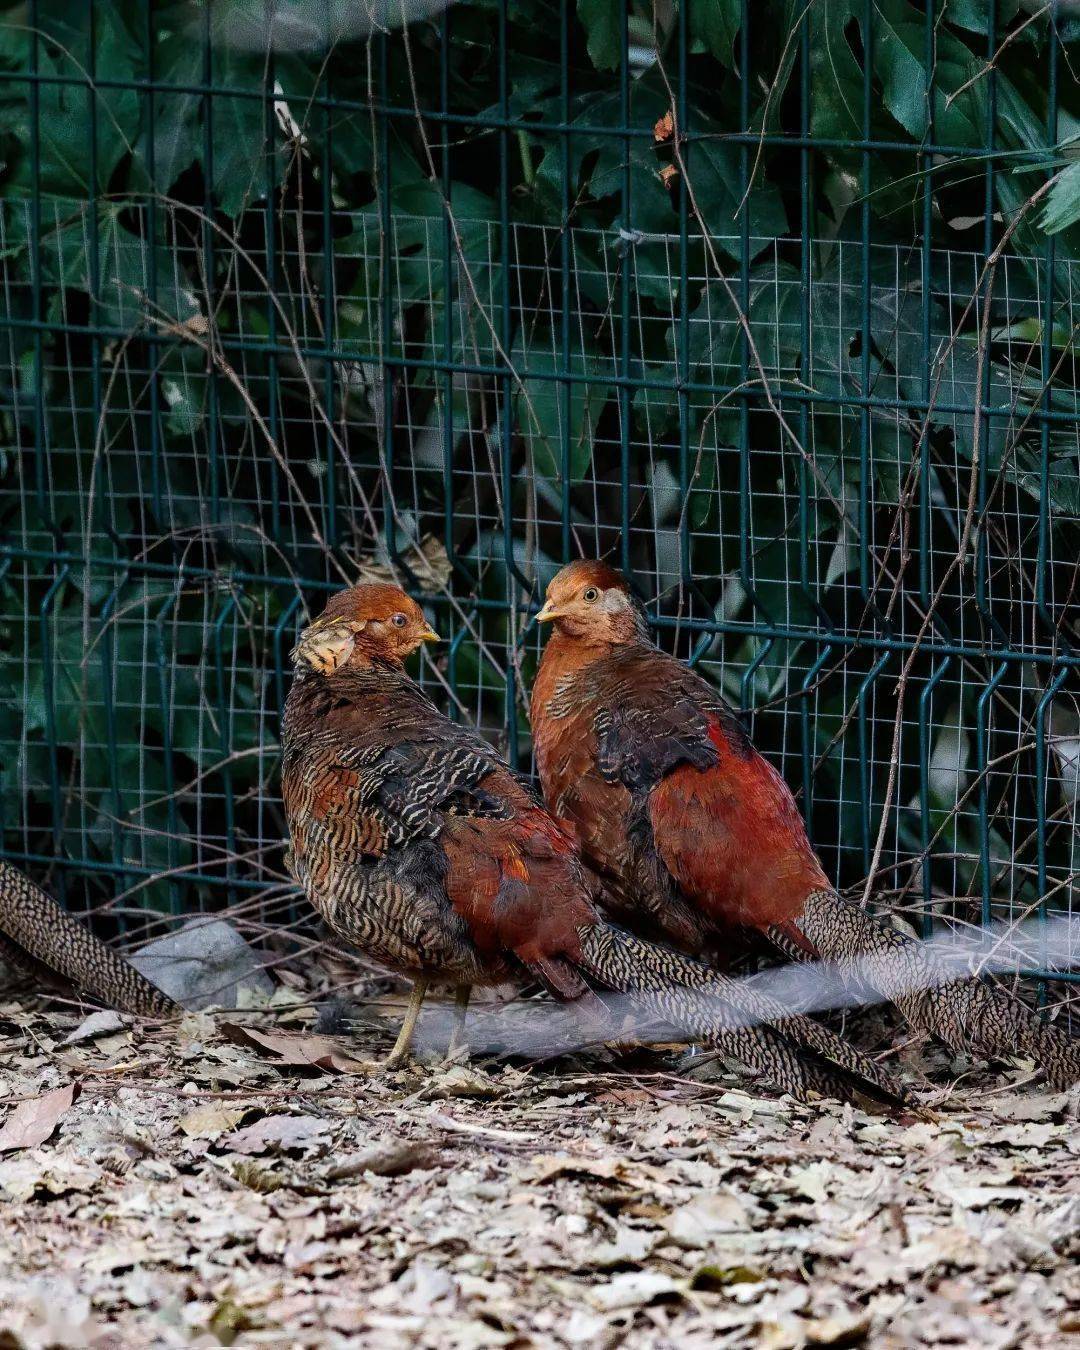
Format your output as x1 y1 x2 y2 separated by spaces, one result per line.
0 2 1077 989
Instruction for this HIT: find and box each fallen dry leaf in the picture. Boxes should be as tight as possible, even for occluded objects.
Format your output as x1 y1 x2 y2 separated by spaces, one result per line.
663 1192 752 1248
325 1141 439 1180
587 1270 681 1311
0 1084 78 1151
178 1104 248 1139
220 1024 368 1073
355 535 452 595
221 1114 331 1155
59 1011 127 1047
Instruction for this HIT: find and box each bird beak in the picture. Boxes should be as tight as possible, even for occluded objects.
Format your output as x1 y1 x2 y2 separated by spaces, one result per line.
420 624 441 644
535 599 562 624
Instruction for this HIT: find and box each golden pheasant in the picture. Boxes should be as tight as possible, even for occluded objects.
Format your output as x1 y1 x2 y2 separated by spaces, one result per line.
531 559 1079 1089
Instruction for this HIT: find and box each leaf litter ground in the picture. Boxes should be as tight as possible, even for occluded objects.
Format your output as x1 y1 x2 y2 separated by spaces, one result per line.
0 972 1077 1350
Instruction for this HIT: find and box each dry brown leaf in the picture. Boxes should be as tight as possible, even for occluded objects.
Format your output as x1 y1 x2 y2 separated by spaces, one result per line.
178 1104 248 1139
325 1141 439 1180
220 1023 368 1074
0 1084 78 1151
527 1153 668 1186
355 535 452 595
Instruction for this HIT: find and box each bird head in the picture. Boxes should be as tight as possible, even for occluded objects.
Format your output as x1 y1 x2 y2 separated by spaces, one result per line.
536 560 647 644
291 583 440 674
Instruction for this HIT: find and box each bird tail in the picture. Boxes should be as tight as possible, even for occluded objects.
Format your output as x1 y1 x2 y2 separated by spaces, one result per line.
576 921 908 1108
784 888 1080 1090
0 861 178 1018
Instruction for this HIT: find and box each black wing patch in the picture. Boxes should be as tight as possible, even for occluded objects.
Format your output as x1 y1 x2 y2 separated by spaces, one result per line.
594 698 720 792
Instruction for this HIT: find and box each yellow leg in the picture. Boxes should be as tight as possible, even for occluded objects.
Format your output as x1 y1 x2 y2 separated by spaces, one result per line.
447 984 472 1057
383 978 428 1069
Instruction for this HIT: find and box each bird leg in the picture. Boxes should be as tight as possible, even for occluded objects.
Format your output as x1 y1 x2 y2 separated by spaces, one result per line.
383 978 428 1069
447 984 472 1058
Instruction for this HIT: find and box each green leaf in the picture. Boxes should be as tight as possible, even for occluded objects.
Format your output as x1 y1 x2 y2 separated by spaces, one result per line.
42 205 203 332
576 0 621 71
1042 161 1080 235
131 33 203 196
7 59 139 199
132 16 288 214
688 0 741 68
687 136 788 252
513 326 612 483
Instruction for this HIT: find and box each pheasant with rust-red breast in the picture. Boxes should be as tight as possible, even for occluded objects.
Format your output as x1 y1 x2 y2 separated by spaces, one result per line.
531 559 1079 1089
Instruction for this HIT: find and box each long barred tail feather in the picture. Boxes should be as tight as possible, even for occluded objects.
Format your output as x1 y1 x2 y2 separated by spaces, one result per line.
577 921 908 1108
0 861 179 1018
790 889 1080 1090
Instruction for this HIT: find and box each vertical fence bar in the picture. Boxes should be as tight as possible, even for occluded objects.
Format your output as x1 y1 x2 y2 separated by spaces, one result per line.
28 0 57 550
39 568 70 900
213 594 238 904
153 592 182 914
1034 6 1065 1001
974 2 1004 929
377 28 406 590
440 4 458 596
497 3 524 766
798 0 818 825
322 0 338 552
736 0 752 711
202 7 220 529
265 0 282 546
99 586 128 898
559 0 572 563
676 0 690 594
855 0 876 871
618 4 631 575
917 0 942 936
977 664 1008 929
146 0 164 525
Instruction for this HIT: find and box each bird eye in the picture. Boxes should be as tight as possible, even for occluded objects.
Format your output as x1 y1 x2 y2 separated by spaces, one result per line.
583 587 599 602
391 613 408 628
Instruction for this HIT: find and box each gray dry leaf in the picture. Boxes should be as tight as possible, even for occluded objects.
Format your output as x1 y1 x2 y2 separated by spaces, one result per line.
59 1010 127 1046
663 1191 753 1248
221 1113 332 1155
325 1141 439 1179
587 1270 682 1311
0 1084 77 1151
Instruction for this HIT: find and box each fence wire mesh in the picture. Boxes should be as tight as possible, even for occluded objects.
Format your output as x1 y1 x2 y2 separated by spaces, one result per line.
0 1 1077 994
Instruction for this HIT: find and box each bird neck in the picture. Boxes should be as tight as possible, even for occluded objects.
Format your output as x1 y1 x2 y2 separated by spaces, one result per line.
536 627 638 706
345 643 407 672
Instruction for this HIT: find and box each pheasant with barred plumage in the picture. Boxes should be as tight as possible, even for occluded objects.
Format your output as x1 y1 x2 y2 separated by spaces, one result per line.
279 582 907 1103
532 559 1079 1089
